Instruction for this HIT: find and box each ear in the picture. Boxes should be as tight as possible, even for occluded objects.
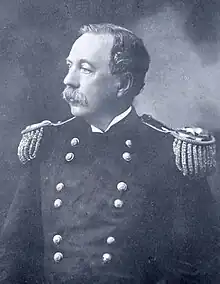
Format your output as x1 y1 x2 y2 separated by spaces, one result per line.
117 72 133 98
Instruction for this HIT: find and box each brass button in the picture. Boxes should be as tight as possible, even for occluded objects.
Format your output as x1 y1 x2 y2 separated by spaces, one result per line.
114 199 124 208
102 253 112 263
54 199 62 208
107 236 115 244
125 139 132 148
117 182 128 192
53 252 63 262
65 152 75 162
53 235 62 245
56 183 64 192
71 138 80 146
122 152 131 162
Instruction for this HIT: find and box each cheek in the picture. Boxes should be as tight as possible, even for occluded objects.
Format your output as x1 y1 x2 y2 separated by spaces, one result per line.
80 77 97 93
80 76 117 102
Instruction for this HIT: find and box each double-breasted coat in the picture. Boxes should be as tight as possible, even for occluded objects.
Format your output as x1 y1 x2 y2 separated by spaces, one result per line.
0 108 219 283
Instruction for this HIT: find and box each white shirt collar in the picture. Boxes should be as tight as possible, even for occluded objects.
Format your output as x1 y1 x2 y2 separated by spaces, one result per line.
91 106 132 133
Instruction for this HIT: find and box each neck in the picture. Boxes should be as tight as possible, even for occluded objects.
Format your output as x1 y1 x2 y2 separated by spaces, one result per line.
84 105 130 131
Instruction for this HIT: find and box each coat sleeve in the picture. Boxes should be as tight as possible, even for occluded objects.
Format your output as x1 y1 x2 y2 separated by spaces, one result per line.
159 172 220 284
0 162 44 284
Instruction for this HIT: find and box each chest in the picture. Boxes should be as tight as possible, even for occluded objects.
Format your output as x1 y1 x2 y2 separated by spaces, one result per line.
39 131 169 231
38 128 178 281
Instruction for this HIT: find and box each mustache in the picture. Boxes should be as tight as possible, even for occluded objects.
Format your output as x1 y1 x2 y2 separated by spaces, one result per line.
62 86 88 106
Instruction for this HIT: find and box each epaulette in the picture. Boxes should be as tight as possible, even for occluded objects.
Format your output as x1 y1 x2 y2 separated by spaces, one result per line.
141 114 216 178
17 117 76 165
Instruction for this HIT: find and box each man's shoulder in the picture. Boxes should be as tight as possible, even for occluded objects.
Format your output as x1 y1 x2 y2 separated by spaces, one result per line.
17 117 78 165
135 114 217 179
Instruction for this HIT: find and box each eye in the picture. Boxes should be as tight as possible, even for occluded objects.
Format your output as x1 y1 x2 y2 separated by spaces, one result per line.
80 66 92 74
80 63 93 74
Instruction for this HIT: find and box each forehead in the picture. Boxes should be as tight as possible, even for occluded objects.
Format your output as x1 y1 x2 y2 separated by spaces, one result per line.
68 33 114 65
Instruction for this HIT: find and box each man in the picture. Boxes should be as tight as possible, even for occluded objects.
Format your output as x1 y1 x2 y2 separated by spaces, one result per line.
0 23 219 283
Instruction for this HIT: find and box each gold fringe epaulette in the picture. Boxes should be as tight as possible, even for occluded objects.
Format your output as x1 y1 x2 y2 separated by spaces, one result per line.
141 114 216 178
17 117 76 164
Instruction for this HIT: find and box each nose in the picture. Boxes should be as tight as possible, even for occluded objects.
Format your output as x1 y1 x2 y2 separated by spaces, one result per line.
63 66 80 88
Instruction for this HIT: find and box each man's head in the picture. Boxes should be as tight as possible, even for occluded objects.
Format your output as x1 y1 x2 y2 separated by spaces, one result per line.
62 23 150 119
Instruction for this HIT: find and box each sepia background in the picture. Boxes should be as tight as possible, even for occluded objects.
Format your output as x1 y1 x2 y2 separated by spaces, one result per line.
0 0 220 226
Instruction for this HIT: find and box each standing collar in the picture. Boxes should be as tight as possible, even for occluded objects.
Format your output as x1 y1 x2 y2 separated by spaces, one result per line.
90 106 132 133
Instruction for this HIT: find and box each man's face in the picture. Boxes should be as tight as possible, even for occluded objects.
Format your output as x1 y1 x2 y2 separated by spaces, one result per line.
63 33 120 118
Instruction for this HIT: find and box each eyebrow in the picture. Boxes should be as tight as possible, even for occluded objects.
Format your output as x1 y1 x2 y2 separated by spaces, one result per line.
66 58 96 69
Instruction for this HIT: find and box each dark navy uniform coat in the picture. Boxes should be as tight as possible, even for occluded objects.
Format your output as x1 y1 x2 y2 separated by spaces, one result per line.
0 109 219 283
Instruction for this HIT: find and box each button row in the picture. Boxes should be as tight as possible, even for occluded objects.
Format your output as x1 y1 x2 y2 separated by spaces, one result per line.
54 181 128 193
64 137 80 162
102 234 116 263
65 151 132 163
65 138 133 163
53 251 114 264
53 198 124 209
53 235 115 247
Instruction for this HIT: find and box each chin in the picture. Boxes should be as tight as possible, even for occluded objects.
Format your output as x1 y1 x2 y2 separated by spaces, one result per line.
70 104 88 117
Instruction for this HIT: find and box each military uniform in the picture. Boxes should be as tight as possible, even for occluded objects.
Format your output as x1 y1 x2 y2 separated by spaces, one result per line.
0 108 219 283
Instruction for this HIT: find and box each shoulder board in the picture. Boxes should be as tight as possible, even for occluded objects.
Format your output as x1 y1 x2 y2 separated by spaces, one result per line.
141 114 216 178
17 117 76 165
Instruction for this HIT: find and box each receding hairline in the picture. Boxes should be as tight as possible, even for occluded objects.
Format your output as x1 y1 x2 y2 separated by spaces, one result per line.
71 32 115 57
78 23 135 37
77 31 115 42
